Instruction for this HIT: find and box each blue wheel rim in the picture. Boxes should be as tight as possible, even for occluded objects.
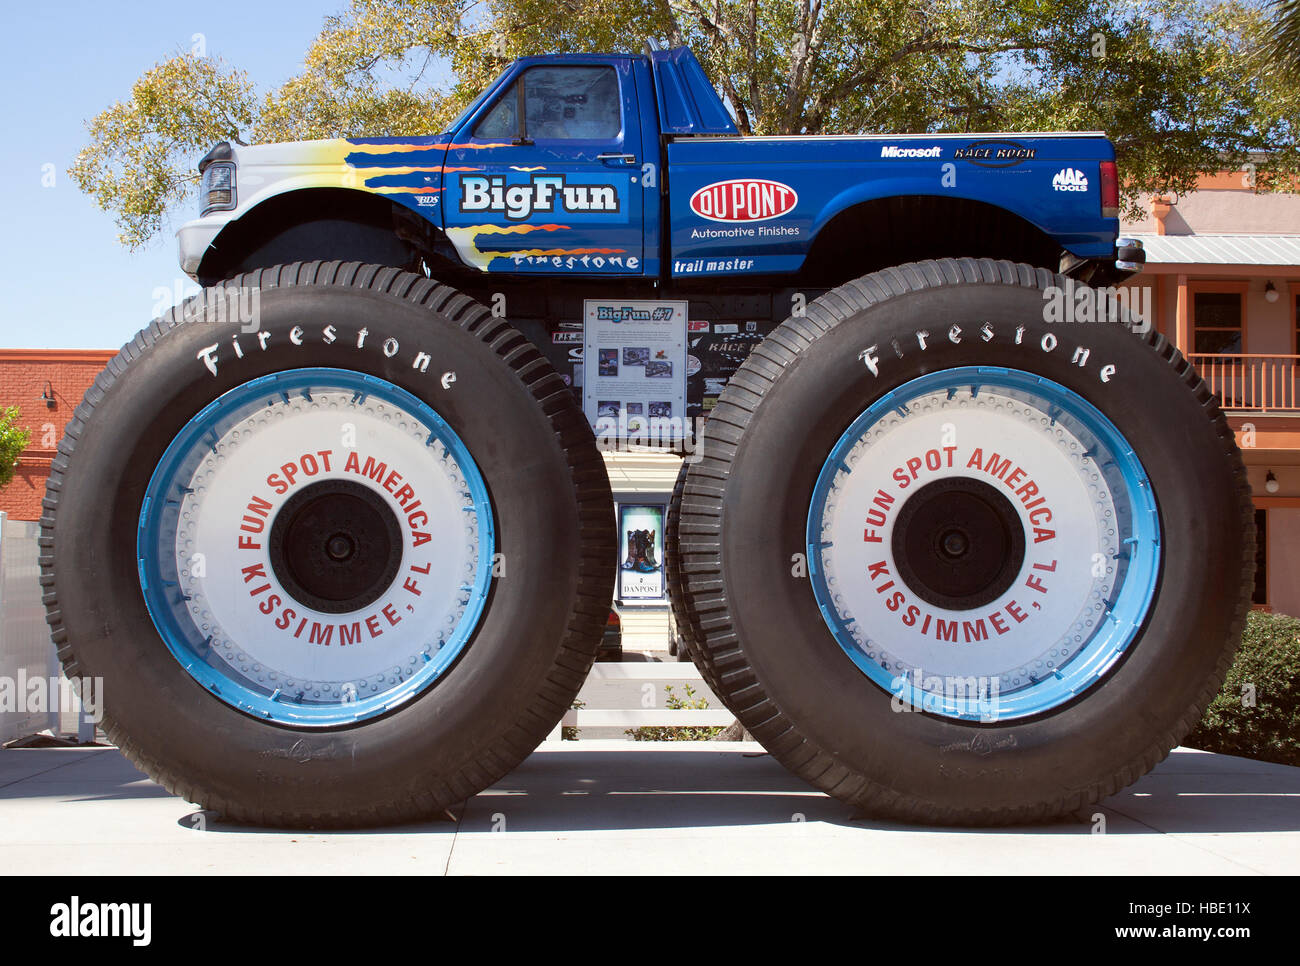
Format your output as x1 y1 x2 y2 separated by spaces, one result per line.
806 366 1160 721
138 367 495 726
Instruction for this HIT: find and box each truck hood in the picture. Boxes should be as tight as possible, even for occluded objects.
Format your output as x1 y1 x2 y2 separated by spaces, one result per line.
224 136 456 214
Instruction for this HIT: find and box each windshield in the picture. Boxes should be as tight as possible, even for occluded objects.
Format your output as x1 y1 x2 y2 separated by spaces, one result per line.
442 68 510 135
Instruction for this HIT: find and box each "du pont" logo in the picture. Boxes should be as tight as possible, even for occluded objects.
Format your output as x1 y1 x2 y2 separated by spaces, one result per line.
689 178 798 223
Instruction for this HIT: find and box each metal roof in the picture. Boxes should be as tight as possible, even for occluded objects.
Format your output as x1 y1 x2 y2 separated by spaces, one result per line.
1128 233 1300 265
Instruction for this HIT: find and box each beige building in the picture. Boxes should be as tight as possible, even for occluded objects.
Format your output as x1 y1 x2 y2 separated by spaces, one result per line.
1122 172 1300 616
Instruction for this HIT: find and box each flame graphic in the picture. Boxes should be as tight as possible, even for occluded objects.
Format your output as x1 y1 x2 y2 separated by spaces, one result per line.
371 186 444 195
445 223 629 270
466 223 570 236
351 166 444 177
346 142 458 155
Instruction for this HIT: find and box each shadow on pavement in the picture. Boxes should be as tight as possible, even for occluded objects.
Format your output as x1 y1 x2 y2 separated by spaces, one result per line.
165 747 1300 837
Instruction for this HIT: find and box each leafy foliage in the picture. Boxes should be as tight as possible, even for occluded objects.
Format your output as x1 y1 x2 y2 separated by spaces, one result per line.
0 407 32 491
625 683 725 741
563 698 585 740
69 52 256 249
72 0 1300 246
1184 610 1300 767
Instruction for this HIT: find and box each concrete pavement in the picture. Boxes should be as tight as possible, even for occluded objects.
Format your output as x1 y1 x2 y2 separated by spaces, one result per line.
1 742 1296 874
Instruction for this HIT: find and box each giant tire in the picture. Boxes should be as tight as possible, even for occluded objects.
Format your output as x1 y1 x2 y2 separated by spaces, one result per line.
678 258 1253 825
665 461 721 690
42 262 614 827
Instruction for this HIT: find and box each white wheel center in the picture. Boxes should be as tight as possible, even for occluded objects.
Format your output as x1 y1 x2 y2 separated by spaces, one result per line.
814 387 1120 692
175 390 482 703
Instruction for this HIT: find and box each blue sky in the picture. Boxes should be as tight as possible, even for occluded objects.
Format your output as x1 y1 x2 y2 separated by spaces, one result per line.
0 2 343 349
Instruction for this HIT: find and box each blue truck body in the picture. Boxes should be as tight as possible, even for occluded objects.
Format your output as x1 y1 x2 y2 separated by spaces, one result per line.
181 46 1132 289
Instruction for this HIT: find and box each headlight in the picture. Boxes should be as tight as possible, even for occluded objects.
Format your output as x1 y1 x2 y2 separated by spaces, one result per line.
200 161 236 214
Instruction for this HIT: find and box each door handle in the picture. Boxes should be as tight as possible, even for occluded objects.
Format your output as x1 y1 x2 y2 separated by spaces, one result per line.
597 153 637 165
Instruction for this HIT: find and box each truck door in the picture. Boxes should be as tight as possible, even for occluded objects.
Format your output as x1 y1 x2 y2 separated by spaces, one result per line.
443 58 646 276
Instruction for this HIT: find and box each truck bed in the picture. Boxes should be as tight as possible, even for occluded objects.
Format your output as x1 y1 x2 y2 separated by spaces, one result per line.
666 132 1117 277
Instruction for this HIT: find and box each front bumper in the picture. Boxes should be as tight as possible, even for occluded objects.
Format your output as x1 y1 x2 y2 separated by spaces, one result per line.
176 216 230 280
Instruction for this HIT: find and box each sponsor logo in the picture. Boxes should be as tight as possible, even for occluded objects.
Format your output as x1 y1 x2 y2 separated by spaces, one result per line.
880 145 942 159
856 323 1118 384
415 195 439 207
672 257 757 274
689 179 798 223
687 320 710 332
953 139 1037 167
507 253 637 270
460 173 620 220
552 331 583 344
196 326 455 384
1051 167 1089 192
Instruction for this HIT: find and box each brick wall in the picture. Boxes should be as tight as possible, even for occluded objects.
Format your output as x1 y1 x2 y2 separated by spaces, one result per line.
0 350 116 521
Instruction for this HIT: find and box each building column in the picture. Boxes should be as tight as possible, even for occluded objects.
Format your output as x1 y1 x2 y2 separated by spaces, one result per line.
1174 273 1190 353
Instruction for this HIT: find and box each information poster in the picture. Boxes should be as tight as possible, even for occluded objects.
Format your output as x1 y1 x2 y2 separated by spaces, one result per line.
618 504 666 601
583 299 688 435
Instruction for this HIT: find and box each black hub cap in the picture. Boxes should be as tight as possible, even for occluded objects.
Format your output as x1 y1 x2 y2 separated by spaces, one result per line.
269 480 403 614
891 477 1025 611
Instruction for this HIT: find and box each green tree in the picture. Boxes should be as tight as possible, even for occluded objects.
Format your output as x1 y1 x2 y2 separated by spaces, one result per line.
69 52 256 249
72 0 1300 247
0 407 32 491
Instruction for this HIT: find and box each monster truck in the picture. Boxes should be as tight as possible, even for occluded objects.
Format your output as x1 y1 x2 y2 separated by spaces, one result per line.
43 42 1251 826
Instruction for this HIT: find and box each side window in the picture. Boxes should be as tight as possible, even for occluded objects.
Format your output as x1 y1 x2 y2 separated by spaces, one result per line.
475 84 520 139
474 66 621 141
1192 289 1244 354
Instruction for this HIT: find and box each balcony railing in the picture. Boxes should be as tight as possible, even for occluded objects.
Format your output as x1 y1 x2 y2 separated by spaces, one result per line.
1186 354 1300 412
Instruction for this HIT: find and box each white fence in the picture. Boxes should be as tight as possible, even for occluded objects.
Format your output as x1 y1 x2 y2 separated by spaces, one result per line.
0 514 56 741
0 513 93 743
549 661 735 740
